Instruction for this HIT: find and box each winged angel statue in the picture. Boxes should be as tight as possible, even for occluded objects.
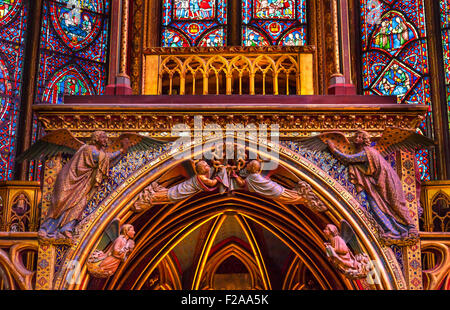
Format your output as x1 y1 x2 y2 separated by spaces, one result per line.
300 127 435 246
86 220 135 278
17 129 166 242
324 220 373 279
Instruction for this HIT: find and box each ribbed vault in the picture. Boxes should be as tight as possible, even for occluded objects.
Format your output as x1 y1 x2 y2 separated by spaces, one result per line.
54 141 405 290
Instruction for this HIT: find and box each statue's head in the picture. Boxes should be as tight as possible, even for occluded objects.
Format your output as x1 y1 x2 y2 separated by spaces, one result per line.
353 130 371 147
323 224 339 240
121 224 135 239
90 131 109 148
247 160 261 173
195 160 210 175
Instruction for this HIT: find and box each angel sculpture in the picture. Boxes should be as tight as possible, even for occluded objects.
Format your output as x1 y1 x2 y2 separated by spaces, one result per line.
87 221 135 278
300 127 435 245
232 160 327 212
17 129 166 241
132 160 220 212
323 221 371 279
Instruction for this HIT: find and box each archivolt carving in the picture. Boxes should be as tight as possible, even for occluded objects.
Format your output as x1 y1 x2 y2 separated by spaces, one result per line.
199 243 264 290
421 238 450 290
0 242 37 290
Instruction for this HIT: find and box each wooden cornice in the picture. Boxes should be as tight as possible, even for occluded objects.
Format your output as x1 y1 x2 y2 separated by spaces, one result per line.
33 95 429 138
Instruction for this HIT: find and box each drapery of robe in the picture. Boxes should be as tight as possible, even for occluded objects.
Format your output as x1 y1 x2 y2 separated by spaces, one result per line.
167 175 215 202
244 173 306 204
329 236 357 269
214 165 243 193
45 144 110 229
134 176 218 212
347 146 414 227
98 236 134 275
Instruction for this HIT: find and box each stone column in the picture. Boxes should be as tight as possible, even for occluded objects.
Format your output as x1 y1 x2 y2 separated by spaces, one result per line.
328 0 356 95
105 0 133 95
398 151 424 290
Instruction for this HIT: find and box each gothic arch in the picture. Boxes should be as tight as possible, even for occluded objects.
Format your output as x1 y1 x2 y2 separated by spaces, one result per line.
52 139 406 290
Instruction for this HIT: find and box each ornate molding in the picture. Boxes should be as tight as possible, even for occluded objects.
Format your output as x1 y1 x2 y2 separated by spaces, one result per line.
130 0 144 94
34 102 427 139
0 233 38 290
144 45 316 55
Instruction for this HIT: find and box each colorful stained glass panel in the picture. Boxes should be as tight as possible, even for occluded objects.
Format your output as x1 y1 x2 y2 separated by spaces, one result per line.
30 0 111 181
440 0 450 137
36 0 110 104
162 0 227 46
253 0 295 19
0 0 26 181
173 0 216 20
242 0 307 46
359 0 433 180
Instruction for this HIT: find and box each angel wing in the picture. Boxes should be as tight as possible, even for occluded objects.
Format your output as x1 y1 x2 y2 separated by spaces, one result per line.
106 133 168 153
96 219 120 252
340 220 364 254
298 131 356 154
374 127 436 157
16 129 85 162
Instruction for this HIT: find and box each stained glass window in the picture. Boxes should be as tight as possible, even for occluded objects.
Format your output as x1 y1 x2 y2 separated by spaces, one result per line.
161 0 227 47
36 0 110 104
29 0 111 180
242 0 307 46
359 0 433 180
0 0 28 180
440 0 450 134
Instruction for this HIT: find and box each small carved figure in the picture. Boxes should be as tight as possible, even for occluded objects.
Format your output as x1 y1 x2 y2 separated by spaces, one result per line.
17 129 166 242
323 221 371 279
211 143 247 193
300 127 434 245
133 160 220 212
87 222 135 278
232 160 327 212
11 193 29 216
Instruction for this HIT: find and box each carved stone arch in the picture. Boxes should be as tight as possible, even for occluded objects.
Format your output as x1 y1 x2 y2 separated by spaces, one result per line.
8 191 32 232
182 55 207 75
52 139 407 290
430 190 450 232
182 55 208 95
421 239 450 290
159 56 184 95
283 256 307 290
275 55 299 95
149 255 182 290
205 55 230 95
229 55 252 95
107 194 344 290
200 241 264 290
431 190 450 207
252 55 277 95
0 242 38 290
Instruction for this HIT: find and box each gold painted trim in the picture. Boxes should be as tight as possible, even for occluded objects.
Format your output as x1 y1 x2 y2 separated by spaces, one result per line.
54 140 405 290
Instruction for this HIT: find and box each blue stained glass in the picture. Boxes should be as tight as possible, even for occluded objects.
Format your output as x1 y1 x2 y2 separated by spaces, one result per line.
36 0 110 104
29 0 111 181
162 0 227 47
242 0 307 46
359 0 433 180
440 0 450 137
0 0 27 181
